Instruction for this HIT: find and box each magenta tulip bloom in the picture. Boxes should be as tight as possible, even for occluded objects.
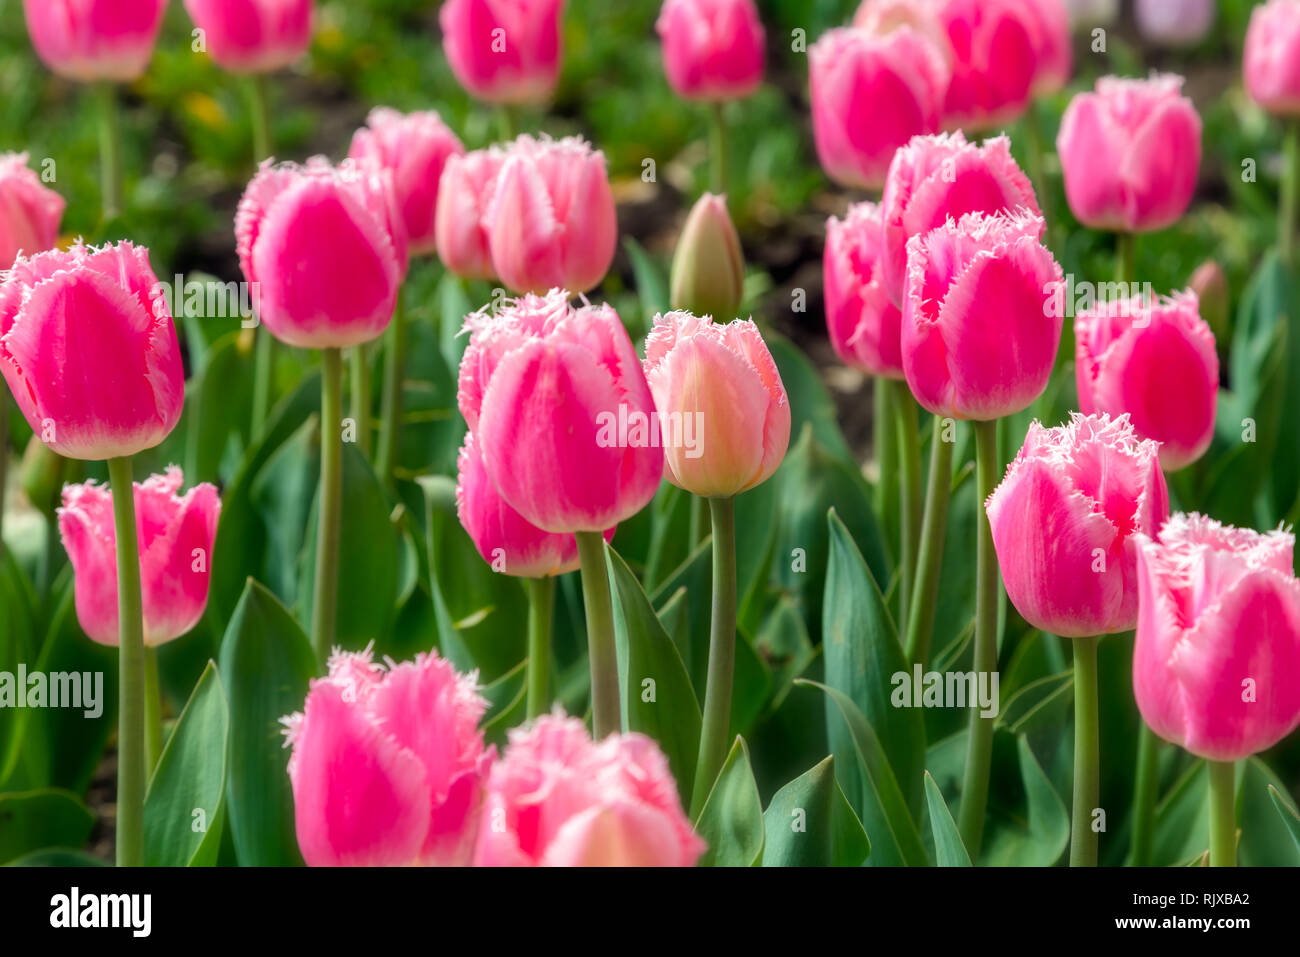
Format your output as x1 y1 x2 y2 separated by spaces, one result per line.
1022 0 1072 93
0 152 65 268
1057 74 1202 233
58 467 220 646
642 312 790 498
349 108 466 258
656 0 765 102
183 0 314 74
986 414 1168 638
23 0 167 82
1135 0 1214 48
1244 0 1300 115
824 201 904 379
236 157 406 349
0 241 183 461
1075 290 1217 471
880 131 1040 307
474 712 705 866
283 648 492 867
934 0 1038 130
435 148 506 282
1134 514 1300 763
901 210 1063 420
440 0 564 105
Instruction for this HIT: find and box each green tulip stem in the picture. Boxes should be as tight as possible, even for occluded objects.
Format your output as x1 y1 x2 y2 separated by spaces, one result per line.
525 576 556 720
0 388 8 563
903 414 954 670
350 345 373 458
576 531 620 739
1208 760 1237 867
96 83 123 221
143 647 163 773
1129 722 1160 865
709 101 727 195
690 495 737 818
1116 231 1136 287
248 74 276 441
1281 120 1299 265
875 378 900 566
1070 636 1100 867
375 290 407 488
311 348 344 667
890 380 922 622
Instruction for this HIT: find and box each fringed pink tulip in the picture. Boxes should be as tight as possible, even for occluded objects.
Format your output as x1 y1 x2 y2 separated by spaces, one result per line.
1134 514 1300 762
901 210 1063 420
349 108 466 258
22 0 167 82
58 467 221 646
824 201 904 378
183 0 314 74
435 148 506 281
1075 290 1217 471
880 131 1040 307
1244 0 1300 115
656 0 765 102
0 241 183 460
474 712 705 866
986 413 1168 638
642 311 789 498
934 0 1038 130
236 157 406 349
458 290 662 533
1057 74 1202 233
283 647 492 867
0 152 65 268
439 0 564 105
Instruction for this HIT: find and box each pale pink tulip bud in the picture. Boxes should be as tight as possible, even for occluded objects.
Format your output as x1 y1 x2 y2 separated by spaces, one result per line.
1062 0 1117 27
1134 514 1300 763
435 148 507 281
183 0 314 74
1136 0 1214 48
439 0 564 105
58 467 221 646
934 0 1039 129
0 152 65 269
986 413 1168 638
823 201 904 379
670 193 744 320
656 0 765 102
1075 290 1217 471
1188 260 1228 345
1057 74 1202 233
22 0 167 83
473 712 705 866
1244 0 1300 115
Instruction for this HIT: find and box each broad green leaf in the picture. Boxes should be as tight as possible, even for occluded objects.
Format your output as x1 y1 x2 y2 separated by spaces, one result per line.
5 848 108 867
1239 760 1300 866
924 771 971 866
767 334 853 462
183 330 254 485
695 736 764 867
762 755 869 867
982 735 1070 867
1267 784 1300 858
0 789 95 865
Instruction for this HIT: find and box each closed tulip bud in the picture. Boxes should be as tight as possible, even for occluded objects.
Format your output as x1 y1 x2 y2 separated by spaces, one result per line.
440 0 564 105
0 152 65 269
880 131 1041 308
901 210 1063 420
987 413 1168 638
1057 74 1202 233
1188 260 1229 346
0 241 183 460
934 0 1039 130
1135 0 1214 48
458 290 662 533
1075 290 1217 471
670 193 744 319
22 0 167 83
236 157 406 349
1244 0 1300 115
19 439 68 518
57 467 221 646
643 311 790 497
435 148 506 281
823 201 904 378
283 648 492 866
656 0 764 102
183 0 314 74
1134 513 1300 762
474 712 705 866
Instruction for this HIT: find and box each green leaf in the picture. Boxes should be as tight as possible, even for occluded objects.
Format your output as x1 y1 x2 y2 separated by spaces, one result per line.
695 736 764 867
1267 784 1300 858
183 330 254 485
1239 760 1300 866
924 771 971 866
767 333 853 462
762 756 870 867
5 848 108 867
982 735 1069 867
0 789 95 865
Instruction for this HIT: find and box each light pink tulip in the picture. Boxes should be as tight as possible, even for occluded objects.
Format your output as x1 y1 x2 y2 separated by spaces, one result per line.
1136 0 1214 48
1057 74 1202 233
0 152 65 269
1134 513 1300 763
642 311 790 498
1075 290 1217 471
986 413 1168 638
824 201 904 379
656 0 765 102
1020 0 1072 93
901 210 1063 420
283 647 492 866
22 0 167 83
58 467 221 646
435 148 506 281
440 0 564 105
0 241 183 460
1244 0 1300 115
349 108 466 258
880 131 1040 308
474 712 705 866
183 0 314 74
236 157 406 349
934 0 1038 129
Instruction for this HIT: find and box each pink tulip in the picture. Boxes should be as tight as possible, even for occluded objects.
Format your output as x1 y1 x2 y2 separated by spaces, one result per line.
458 290 662 533
1075 290 1217 471
1020 0 1072 93
0 152 65 269
0 241 183 461
656 0 765 102
824 201 904 379
1244 0 1300 116
22 0 167 83
1057 74 1202 233
283 647 492 866
642 311 790 498
435 148 506 281
439 0 564 105
986 413 1168 638
482 135 617 294
58 467 221 646
809 26 950 191
901 210 1063 421
349 108 466 258
1134 513 1300 763
880 131 1040 308
1135 0 1214 48
236 157 406 349
474 712 705 866
934 0 1038 130
183 0 314 74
